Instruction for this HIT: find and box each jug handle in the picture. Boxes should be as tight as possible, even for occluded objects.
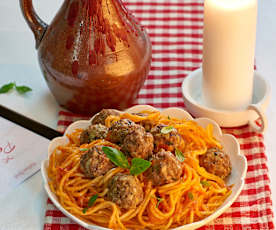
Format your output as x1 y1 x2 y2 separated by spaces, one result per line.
20 0 48 49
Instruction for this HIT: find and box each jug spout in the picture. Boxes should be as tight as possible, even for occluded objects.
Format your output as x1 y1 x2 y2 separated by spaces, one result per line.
20 0 48 49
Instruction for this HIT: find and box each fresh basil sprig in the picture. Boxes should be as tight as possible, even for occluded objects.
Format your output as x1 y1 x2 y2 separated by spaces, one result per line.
0 82 32 94
200 180 210 187
102 146 130 169
0 82 15 94
156 197 164 208
80 148 89 151
161 126 175 134
15 85 32 94
175 148 185 162
83 194 98 213
188 192 194 200
130 158 151 176
102 146 151 176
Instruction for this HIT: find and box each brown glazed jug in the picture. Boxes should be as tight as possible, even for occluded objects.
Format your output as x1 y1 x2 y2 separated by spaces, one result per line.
20 0 151 115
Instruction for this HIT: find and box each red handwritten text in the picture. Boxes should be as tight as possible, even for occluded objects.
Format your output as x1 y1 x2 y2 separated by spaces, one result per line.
0 141 16 164
14 162 37 179
2 156 14 164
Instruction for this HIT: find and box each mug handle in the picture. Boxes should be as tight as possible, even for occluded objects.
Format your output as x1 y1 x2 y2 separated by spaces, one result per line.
247 104 267 133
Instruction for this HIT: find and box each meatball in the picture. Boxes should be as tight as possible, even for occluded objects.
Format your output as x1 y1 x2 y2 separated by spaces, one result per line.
132 112 154 132
150 124 184 152
199 148 231 179
146 149 182 186
121 128 154 159
80 124 108 144
106 119 138 144
91 109 120 125
80 145 114 178
107 173 143 210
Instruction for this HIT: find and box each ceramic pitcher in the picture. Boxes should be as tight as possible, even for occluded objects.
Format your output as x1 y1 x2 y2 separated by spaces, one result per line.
20 0 152 115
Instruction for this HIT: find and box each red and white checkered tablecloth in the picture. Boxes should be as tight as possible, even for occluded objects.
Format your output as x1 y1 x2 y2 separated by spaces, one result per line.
44 0 275 229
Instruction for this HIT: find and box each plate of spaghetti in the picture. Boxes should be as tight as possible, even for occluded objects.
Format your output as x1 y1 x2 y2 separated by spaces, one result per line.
41 105 247 230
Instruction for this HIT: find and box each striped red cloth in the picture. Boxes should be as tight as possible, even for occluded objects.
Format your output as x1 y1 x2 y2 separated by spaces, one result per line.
44 0 274 229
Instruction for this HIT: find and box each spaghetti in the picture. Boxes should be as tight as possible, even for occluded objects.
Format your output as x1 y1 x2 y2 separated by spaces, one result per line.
47 111 232 230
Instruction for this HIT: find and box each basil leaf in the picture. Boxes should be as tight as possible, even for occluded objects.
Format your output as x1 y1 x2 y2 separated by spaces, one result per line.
161 126 175 134
167 115 171 120
88 194 98 207
156 197 164 208
0 82 15 94
175 148 185 162
15 85 32 94
102 146 130 169
200 180 210 187
130 158 151 176
80 148 89 151
82 194 98 213
188 192 194 200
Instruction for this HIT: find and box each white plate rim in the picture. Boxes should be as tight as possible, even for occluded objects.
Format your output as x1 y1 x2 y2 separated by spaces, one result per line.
41 105 247 230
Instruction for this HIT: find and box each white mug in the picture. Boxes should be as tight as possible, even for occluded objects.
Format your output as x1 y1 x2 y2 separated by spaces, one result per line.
181 68 269 133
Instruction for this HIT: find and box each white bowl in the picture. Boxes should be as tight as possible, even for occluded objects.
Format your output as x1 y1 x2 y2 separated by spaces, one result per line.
41 105 247 230
181 68 270 132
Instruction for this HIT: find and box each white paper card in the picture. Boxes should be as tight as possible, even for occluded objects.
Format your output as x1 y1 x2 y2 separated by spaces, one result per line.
0 116 49 198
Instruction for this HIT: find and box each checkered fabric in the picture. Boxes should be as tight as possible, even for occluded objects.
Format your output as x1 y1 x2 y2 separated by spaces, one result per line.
43 0 275 229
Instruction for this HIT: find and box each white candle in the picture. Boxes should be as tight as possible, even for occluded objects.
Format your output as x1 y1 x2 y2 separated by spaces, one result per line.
202 0 257 110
